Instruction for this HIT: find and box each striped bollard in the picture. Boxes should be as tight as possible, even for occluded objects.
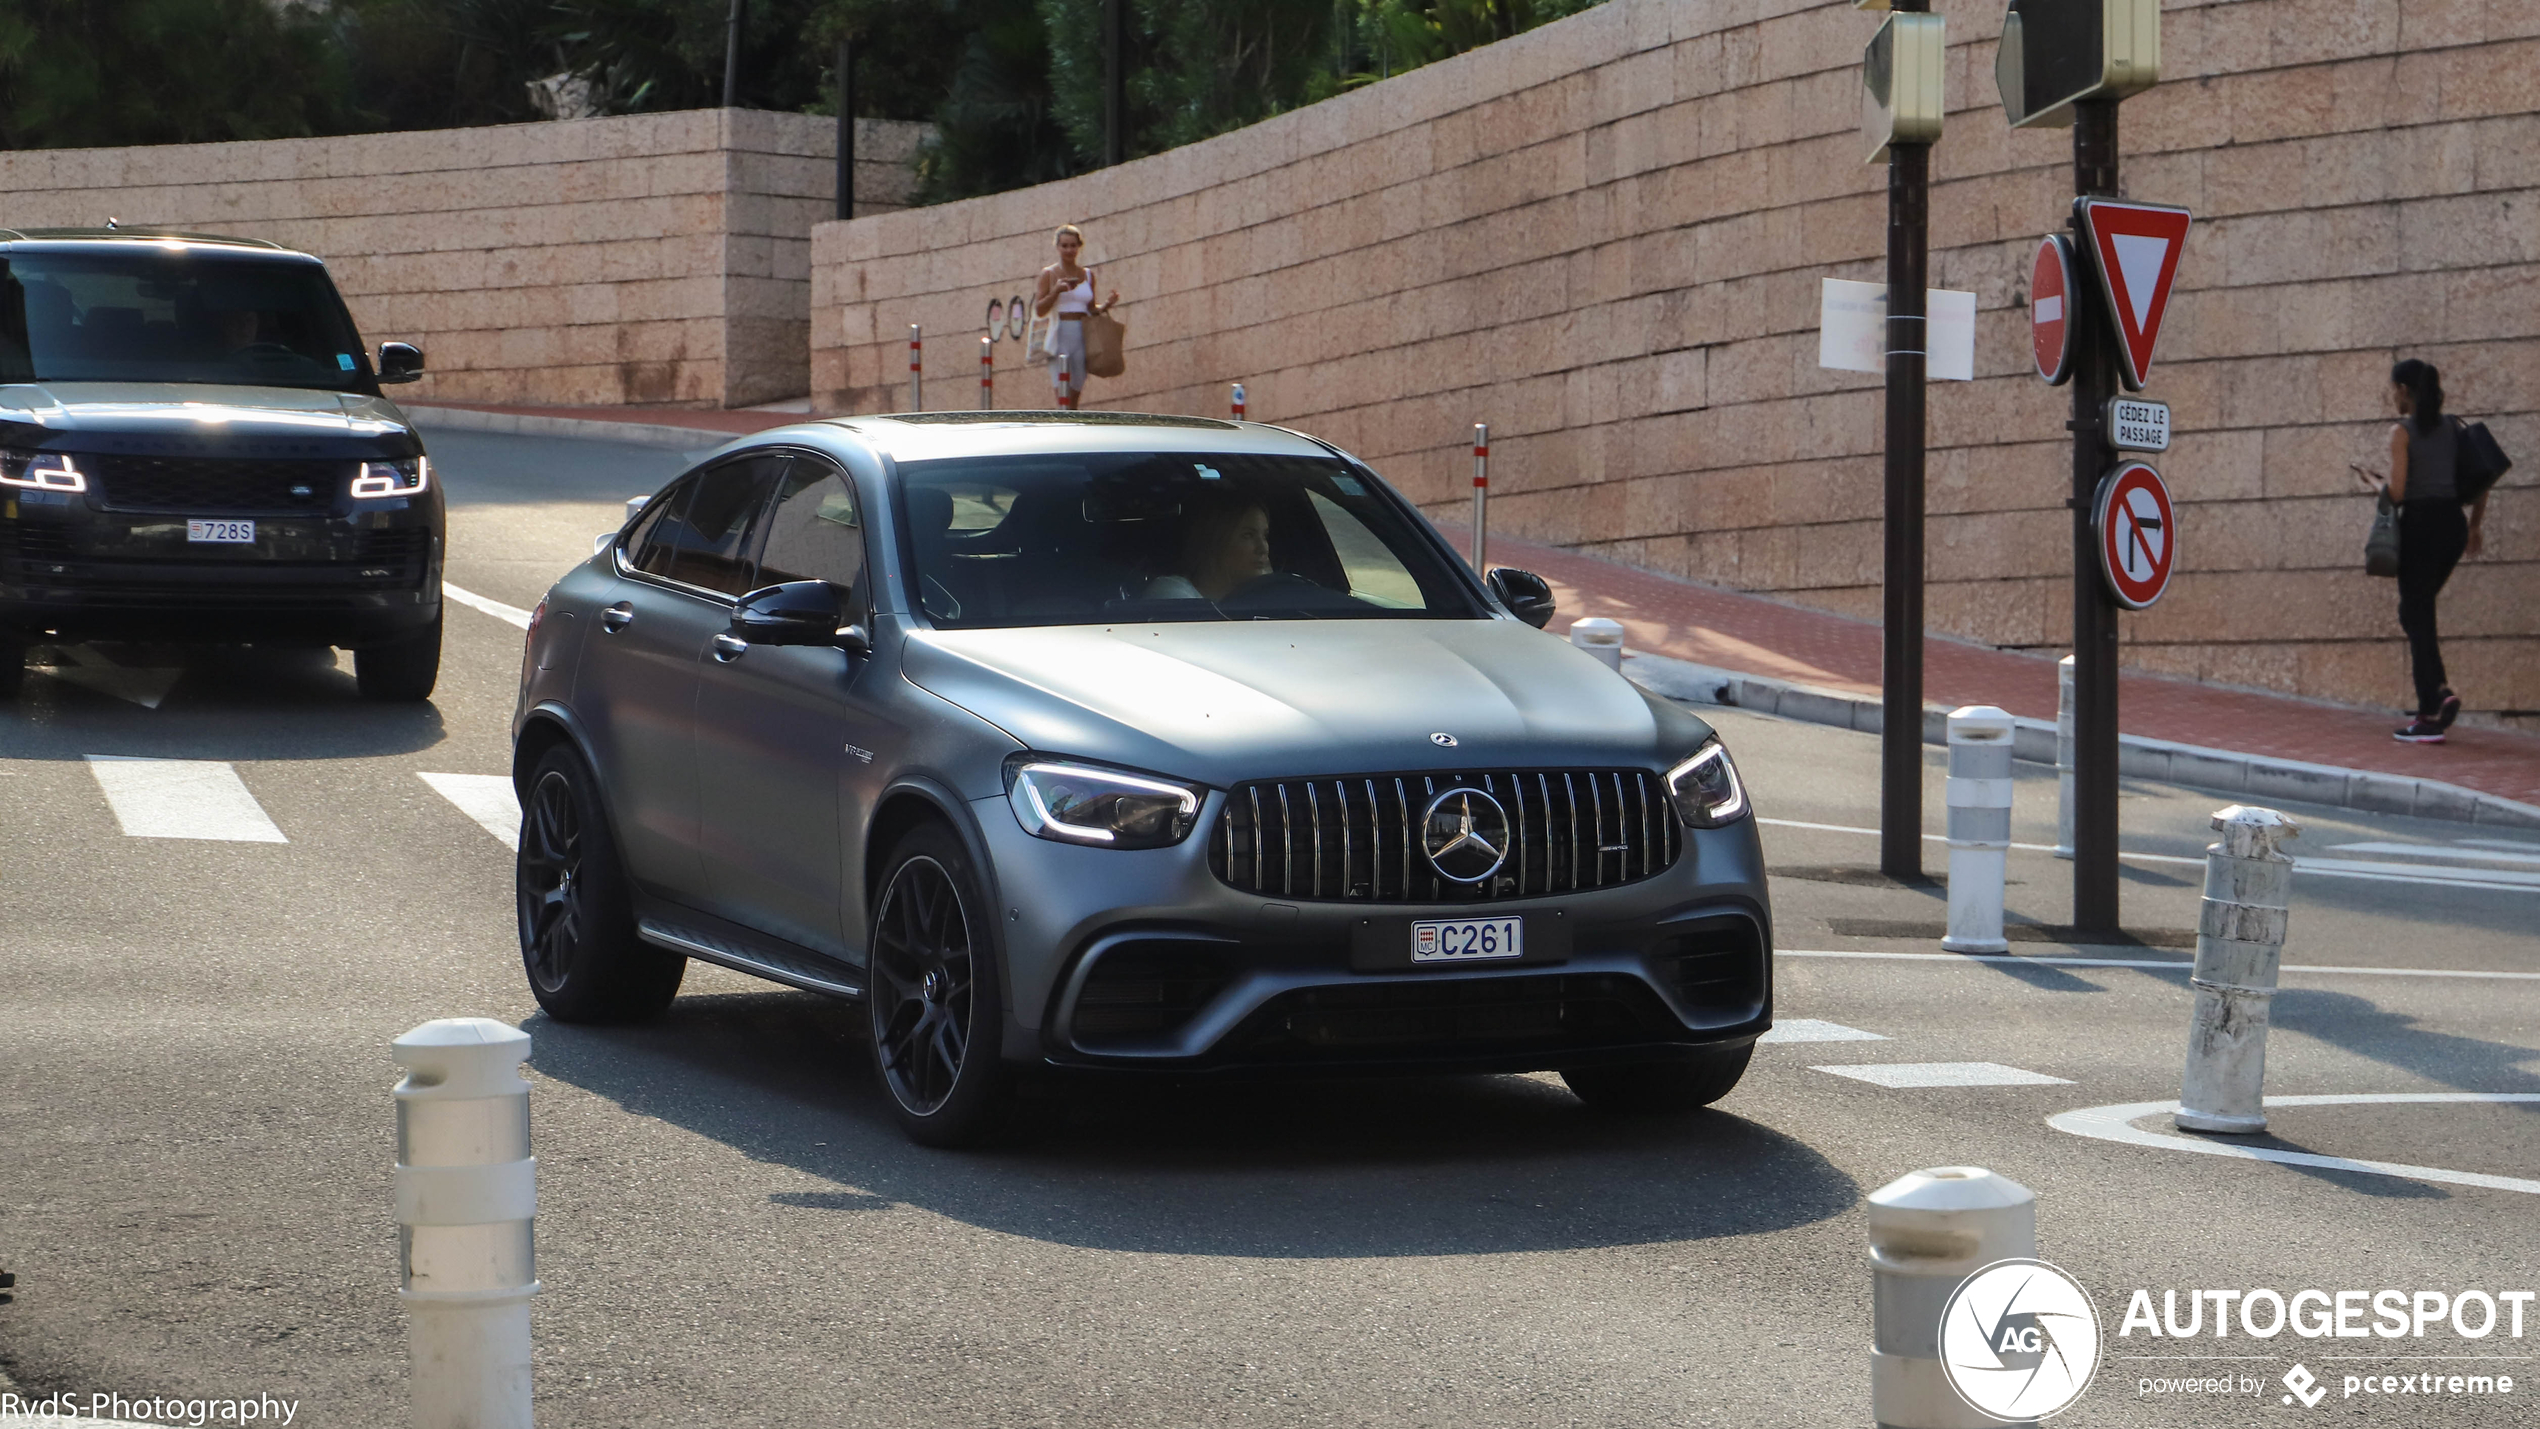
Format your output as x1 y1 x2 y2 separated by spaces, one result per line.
907 323 923 411
2054 656 2075 860
1470 422 1489 572
2175 805 2301 1134
1230 382 1246 419
1869 1167 2036 1429
1941 706 2014 954
1058 353 1076 410
979 334 994 409
394 1019 539 1429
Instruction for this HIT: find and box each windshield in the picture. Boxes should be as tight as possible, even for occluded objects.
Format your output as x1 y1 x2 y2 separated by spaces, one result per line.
0 248 372 391
896 450 1486 628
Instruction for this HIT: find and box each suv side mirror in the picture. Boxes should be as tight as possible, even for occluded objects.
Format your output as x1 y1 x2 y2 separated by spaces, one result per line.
734 580 865 651
377 342 425 384
1486 567 1556 629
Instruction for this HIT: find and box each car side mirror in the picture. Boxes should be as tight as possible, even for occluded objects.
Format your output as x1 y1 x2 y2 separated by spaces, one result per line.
734 580 862 650
1487 567 1556 629
377 342 425 384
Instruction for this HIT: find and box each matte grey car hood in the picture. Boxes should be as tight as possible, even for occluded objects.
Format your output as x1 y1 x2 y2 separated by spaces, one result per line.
0 381 413 441
902 617 1718 787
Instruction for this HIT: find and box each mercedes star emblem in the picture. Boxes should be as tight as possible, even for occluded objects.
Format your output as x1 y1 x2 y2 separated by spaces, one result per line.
1421 787 1511 884
1430 732 1458 746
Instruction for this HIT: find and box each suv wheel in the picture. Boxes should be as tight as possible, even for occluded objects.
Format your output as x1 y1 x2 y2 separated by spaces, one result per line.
356 613 441 701
516 744 684 1021
1561 1043 1752 1113
868 823 1008 1147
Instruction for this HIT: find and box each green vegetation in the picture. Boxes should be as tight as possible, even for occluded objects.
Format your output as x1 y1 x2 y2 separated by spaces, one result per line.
0 0 1602 202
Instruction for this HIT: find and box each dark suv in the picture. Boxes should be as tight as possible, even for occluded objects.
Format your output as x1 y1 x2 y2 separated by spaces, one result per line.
0 229 442 700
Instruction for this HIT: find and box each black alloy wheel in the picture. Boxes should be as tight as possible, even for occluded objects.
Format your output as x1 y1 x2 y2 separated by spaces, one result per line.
516 744 683 1022
868 824 1007 1146
1561 1043 1753 1113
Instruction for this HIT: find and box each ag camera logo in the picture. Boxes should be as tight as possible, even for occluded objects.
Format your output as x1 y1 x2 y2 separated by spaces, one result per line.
1940 1259 2104 1420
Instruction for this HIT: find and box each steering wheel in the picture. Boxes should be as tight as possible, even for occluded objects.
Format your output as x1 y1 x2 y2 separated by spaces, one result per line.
1221 571 1326 605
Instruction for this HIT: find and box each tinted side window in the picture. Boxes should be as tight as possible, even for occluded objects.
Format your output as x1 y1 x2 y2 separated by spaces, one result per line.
653 456 786 596
754 457 867 595
627 479 694 579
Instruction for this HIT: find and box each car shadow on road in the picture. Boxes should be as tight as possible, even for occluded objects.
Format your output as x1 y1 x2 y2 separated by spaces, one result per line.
3 643 445 759
525 990 1861 1259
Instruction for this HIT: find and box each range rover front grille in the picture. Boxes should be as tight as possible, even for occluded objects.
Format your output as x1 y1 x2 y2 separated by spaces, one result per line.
1209 768 1681 904
88 455 349 514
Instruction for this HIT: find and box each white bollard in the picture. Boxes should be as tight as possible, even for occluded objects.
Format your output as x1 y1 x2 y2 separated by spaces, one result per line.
1470 422 1490 571
979 333 994 409
907 322 923 411
1941 706 2015 954
1569 617 1624 671
2175 805 2301 1134
1230 382 1246 419
2054 656 2075 860
394 1019 538 1429
1869 1167 2037 1429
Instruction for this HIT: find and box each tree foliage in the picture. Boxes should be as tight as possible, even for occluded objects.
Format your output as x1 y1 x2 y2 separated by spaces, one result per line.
0 0 355 149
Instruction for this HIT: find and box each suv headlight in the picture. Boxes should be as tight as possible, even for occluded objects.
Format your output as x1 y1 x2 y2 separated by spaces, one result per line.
1004 756 1203 849
352 455 429 498
1663 740 1748 828
0 450 85 492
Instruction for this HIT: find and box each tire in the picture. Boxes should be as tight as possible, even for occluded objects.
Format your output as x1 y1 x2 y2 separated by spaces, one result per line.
516 744 685 1022
867 822 1009 1147
1561 1043 1752 1113
356 612 441 701
0 643 23 700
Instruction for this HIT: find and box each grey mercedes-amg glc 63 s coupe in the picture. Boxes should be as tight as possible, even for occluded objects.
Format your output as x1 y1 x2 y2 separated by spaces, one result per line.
512 412 1771 1144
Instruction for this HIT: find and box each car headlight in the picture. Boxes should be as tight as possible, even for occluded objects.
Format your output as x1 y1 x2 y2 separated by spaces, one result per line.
0 450 85 493
1004 756 1203 849
352 455 429 498
1663 740 1748 828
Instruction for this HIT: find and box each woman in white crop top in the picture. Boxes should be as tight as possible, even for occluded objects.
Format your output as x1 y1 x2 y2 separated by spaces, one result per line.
1033 224 1118 406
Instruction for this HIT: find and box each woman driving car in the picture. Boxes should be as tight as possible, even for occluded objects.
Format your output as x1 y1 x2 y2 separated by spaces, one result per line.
1143 492 1272 601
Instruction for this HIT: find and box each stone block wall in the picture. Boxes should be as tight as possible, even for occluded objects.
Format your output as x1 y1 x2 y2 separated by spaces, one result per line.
4 110 925 409
810 0 2540 724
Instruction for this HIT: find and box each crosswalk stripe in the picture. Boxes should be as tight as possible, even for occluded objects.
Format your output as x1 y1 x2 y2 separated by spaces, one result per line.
1759 1018 1887 1043
1813 1062 2072 1088
418 772 521 851
84 756 286 843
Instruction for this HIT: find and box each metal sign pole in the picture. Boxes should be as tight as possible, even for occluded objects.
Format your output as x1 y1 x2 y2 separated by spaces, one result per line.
2070 97 2123 932
1878 0 1932 882
834 36 854 221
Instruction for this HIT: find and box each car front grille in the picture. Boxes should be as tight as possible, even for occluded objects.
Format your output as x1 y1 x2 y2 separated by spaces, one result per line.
0 524 77 562
88 455 349 514
1227 973 1673 1061
1209 768 1681 904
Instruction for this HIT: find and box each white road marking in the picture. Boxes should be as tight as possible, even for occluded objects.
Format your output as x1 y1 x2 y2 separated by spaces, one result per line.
418 772 521 851
2048 1094 2540 1197
1759 1018 1888 1043
1757 817 2537 893
443 582 532 630
2459 837 2540 853
2329 841 2540 868
84 756 286 842
1814 1061 2072 1088
33 647 183 708
1781 948 2540 981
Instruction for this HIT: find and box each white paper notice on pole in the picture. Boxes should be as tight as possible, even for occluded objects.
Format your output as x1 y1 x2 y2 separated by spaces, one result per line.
1817 278 1976 381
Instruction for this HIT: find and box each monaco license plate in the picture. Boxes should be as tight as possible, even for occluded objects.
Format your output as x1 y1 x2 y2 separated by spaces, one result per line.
187 519 255 543
1412 916 1522 964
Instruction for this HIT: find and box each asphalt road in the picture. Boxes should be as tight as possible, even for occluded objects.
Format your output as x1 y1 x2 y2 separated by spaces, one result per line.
1 423 2534 1427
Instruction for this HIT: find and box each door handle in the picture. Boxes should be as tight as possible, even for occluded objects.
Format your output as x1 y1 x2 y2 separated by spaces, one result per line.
711 633 749 662
601 603 634 633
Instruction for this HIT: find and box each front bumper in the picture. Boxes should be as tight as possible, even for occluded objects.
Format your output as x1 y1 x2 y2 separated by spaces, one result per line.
0 492 441 646
973 789 1774 1074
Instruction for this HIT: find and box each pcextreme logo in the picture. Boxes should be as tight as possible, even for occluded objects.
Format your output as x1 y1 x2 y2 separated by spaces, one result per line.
1940 1259 2104 1421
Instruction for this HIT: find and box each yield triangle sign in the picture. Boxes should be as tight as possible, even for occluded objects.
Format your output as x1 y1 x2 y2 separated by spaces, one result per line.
2076 198 2192 390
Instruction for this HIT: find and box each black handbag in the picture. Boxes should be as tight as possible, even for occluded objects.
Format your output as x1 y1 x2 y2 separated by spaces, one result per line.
2364 495 2400 578
2456 417 2512 502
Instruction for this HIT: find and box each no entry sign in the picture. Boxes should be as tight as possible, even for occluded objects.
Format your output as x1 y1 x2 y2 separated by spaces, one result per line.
2093 460 2176 609
2076 197 2192 391
2032 234 2076 385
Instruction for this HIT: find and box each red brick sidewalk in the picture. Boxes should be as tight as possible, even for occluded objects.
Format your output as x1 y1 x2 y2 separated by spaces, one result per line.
418 402 2540 810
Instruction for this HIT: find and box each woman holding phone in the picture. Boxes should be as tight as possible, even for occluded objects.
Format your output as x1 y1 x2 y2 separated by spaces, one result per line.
1033 224 1120 407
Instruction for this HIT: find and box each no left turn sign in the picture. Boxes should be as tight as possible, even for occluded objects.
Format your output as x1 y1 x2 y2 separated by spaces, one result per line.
2094 460 2176 609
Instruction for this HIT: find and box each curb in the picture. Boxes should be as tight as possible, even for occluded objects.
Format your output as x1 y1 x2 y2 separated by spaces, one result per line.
1624 649 2540 832
403 403 741 453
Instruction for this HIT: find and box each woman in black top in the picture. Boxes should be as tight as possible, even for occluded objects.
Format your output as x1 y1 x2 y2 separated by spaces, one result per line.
2353 359 2489 743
